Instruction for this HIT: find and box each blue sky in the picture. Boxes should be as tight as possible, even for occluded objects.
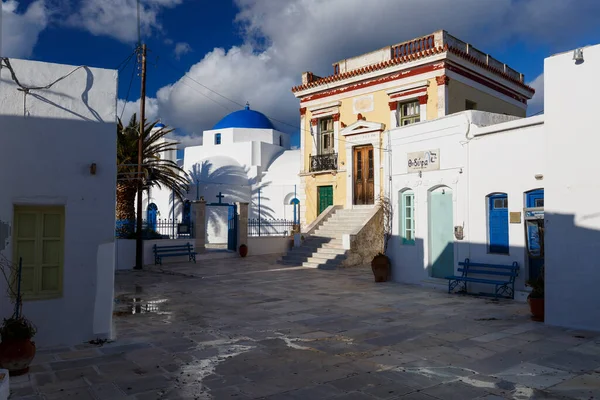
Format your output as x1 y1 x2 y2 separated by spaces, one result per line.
3 0 600 148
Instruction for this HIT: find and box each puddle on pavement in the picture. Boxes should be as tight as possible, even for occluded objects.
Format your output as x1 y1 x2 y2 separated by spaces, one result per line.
113 285 170 316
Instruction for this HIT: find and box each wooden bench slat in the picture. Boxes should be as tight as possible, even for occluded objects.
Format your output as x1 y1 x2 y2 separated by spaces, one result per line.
447 258 519 299
457 268 516 277
153 243 196 265
457 262 518 270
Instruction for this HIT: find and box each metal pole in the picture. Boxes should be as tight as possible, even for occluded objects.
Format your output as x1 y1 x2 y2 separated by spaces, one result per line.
135 43 147 270
258 188 261 237
172 187 175 239
294 184 297 225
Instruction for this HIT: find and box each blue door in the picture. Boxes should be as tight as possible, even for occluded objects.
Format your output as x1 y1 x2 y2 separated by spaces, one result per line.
429 187 454 278
526 189 544 281
488 194 509 254
227 205 238 251
147 203 158 231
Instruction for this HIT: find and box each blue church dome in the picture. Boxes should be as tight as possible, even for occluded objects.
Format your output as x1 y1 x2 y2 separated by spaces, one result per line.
154 123 166 129
212 103 275 130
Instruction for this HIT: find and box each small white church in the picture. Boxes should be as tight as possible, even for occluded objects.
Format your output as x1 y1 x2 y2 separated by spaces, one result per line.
142 104 301 244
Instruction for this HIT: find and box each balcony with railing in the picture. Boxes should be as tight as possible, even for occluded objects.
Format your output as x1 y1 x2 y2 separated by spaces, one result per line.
309 153 338 173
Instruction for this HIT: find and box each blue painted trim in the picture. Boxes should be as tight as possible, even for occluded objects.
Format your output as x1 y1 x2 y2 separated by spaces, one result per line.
488 193 509 254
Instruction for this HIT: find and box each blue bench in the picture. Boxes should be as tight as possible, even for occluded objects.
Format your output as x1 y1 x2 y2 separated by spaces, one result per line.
153 243 197 265
445 258 519 299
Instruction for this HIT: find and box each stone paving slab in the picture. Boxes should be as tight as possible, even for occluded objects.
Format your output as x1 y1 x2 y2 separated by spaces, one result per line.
7 254 600 399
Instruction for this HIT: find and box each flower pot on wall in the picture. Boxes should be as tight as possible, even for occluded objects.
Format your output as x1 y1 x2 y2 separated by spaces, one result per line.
528 296 544 322
0 339 36 376
239 244 248 258
371 254 391 283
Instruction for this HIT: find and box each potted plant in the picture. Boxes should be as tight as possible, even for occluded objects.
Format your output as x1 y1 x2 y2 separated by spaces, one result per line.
0 317 37 376
0 256 37 376
239 244 248 257
371 195 393 282
526 267 544 322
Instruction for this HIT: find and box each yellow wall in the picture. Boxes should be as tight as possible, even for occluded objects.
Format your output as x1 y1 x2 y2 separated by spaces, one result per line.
300 77 441 225
447 80 526 117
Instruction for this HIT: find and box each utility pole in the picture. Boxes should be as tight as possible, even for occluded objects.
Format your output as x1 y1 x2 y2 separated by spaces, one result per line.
135 44 147 270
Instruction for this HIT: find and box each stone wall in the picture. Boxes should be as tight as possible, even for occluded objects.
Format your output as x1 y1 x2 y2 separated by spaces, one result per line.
342 208 383 268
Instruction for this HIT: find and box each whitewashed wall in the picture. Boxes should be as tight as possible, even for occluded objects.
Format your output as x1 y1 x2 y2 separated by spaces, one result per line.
0 59 117 346
466 116 544 294
544 44 600 331
387 111 541 297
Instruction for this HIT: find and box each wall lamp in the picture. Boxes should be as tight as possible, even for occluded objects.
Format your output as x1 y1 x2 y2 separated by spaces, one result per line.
573 48 584 64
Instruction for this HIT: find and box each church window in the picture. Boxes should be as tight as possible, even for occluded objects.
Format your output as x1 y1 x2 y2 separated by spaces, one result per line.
397 100 420 127
319 117 334 154
215 133 221 145
488 193 509 254
400 190 415 245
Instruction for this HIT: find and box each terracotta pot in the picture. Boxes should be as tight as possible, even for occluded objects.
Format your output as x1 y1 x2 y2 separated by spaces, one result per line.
528 297 545 322
371 254 391 283
239 244 248 258
0 338 36 376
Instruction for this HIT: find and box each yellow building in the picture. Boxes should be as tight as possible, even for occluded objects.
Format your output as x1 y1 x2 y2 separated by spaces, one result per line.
291 30 535 227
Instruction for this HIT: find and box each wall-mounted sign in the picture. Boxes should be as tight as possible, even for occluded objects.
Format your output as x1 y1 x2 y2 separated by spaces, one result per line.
510 212 522 224
407 149 440 172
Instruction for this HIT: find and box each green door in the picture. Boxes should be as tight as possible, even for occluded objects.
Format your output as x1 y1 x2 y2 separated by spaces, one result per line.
318 185 334 216
429 187 454 278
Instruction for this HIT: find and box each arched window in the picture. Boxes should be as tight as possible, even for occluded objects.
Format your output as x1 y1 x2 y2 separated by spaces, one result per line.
215 133 221 145
147 203 158 231
399 189 415 245
290 198 300 225
488 193 509 254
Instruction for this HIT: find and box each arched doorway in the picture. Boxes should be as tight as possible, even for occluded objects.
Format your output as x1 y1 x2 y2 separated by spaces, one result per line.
290 198 300 225
147 203 158 231
428 186 454 278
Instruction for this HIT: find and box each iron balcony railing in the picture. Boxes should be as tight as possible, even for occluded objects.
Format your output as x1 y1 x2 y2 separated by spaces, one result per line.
309 153 338 172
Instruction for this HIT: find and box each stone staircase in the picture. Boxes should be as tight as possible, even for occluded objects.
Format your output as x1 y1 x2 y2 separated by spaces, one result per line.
279 207 376 269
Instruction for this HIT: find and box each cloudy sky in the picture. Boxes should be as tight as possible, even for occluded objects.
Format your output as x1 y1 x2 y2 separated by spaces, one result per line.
2 0 600 146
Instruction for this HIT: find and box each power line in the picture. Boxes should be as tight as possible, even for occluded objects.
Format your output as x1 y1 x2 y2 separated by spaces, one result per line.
120 51 138 120
158 59 390 152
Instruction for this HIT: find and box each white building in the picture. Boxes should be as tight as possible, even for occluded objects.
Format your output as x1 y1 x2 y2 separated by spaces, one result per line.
143 104 301 244
0 58 117 346
386 42 600 332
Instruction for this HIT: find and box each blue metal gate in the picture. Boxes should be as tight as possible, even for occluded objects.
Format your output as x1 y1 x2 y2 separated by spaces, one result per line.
227 204 238 251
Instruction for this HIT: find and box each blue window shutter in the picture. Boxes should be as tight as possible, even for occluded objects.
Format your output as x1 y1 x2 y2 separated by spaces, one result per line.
488 194 509 254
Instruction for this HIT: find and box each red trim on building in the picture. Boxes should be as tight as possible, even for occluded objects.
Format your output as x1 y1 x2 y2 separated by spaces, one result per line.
333 113 340 121
388 101 398 111
292 45 534 94
311 118 318 126
418 95 428 105
389 87 428 99
299 107 306 116
436 75 449 86
446 63 527 104
300 63 439 103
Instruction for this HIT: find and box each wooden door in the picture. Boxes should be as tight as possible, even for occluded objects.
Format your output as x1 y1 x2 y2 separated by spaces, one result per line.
317 186 333 216
353 145 375 205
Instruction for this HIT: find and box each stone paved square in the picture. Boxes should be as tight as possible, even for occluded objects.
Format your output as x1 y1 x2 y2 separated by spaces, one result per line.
8 255 600 399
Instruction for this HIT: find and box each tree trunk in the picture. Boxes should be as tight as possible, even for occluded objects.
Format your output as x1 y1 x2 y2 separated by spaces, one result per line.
116 182 138 221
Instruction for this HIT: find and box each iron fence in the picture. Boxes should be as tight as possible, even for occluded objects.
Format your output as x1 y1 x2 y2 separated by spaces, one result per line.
248 219 295 237
115 219 194 240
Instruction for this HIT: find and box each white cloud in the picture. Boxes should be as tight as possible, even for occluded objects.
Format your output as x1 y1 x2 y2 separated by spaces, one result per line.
173 42 192 59
1 0 49 58
121 0 600 138
117 97 159 125
527 73 544 116
65 0 182 43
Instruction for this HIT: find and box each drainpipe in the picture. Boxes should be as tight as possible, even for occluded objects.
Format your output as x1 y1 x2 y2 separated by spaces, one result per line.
463 113 472 260
258 188 261 237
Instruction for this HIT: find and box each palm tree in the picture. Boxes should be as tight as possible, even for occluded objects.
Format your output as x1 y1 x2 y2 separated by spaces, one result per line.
116 114 189 236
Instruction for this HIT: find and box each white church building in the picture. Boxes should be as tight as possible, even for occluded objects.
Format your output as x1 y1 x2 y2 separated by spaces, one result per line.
142 104 301 244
